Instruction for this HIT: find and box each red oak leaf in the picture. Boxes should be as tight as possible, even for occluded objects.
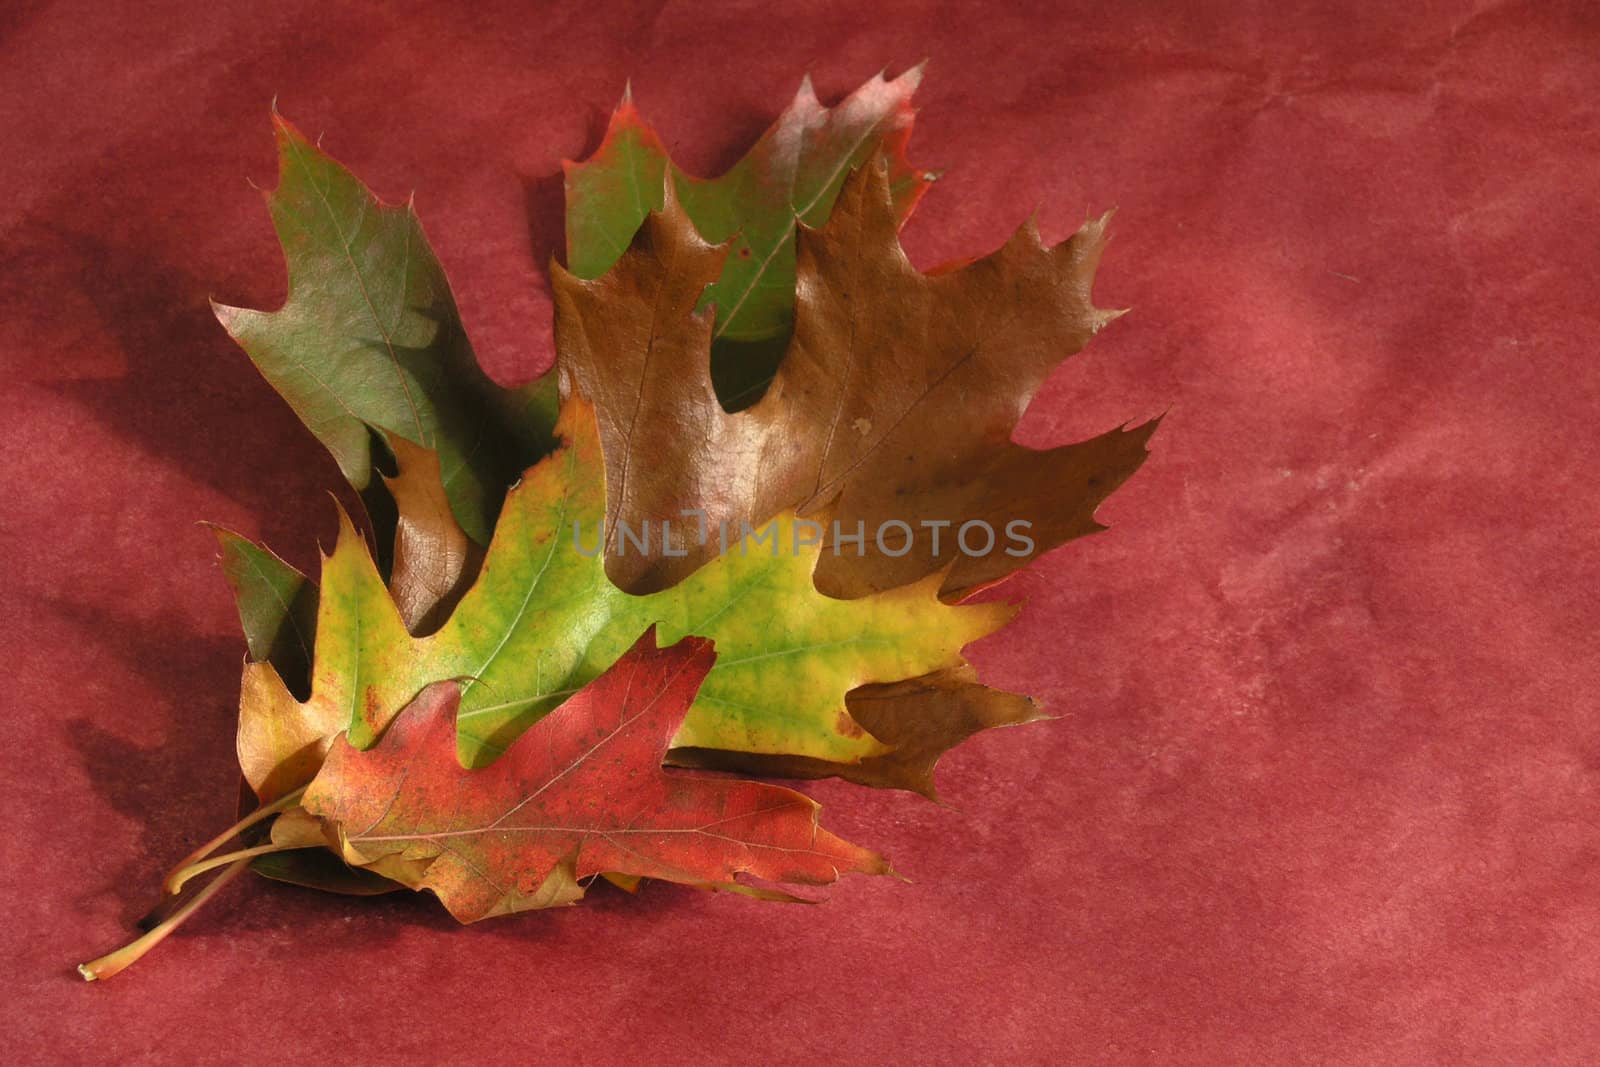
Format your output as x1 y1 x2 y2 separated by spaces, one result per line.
302 629 890 922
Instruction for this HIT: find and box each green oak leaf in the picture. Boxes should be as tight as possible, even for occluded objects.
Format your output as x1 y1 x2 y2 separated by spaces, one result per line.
239 396 1012 797
214 114 557 545
207 527 318 698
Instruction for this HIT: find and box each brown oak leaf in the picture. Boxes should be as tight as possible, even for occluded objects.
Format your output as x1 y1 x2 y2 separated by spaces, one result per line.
555 154 1157 600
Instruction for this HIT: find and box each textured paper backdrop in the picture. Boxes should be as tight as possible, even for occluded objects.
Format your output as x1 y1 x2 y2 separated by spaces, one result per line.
4 1 1598 1062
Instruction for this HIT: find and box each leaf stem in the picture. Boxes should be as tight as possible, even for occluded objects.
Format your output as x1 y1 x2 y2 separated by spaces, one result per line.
165 842 313 896
160 786 307 896
78 857 252 982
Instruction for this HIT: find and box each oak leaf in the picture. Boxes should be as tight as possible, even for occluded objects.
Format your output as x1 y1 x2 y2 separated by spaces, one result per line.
381 431 485 635
302 629 887 921
238 394 1011 805
555 156 1158 599
209 528 318 697
214 114 557 545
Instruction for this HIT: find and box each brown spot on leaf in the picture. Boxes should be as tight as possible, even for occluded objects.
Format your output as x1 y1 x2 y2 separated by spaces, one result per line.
364 688 384 732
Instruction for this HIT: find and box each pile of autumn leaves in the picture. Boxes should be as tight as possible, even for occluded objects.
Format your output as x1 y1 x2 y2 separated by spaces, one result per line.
82 69 1156 979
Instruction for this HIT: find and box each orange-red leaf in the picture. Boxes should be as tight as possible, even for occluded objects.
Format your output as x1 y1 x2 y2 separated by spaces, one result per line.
303 629 889 922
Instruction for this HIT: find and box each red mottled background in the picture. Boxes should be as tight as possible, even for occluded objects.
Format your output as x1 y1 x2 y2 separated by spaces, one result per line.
4 2 1597 1062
